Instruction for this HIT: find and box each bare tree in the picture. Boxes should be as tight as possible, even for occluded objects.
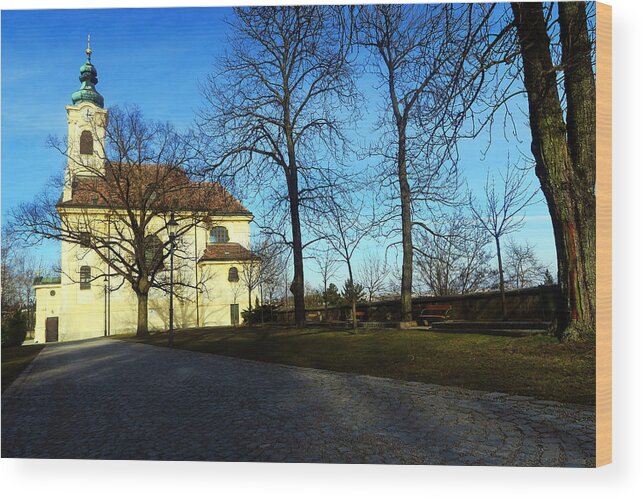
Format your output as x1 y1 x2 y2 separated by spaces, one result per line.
1 226 50 330
469 163 538 319
1 226 28 314
504 239 547 290
510 2 596 340
199 6 358 327
10 106 225 336
358 3 493 322
304 283 325 309
415 208 493 296
239 236 290 323
357 253 390 303
238 247 262 317
312 246 340 317
255 238 289 322
309 191 375 329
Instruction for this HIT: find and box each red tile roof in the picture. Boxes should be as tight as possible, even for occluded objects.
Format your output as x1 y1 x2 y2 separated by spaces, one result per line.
199 243 260 262
58 163 250 215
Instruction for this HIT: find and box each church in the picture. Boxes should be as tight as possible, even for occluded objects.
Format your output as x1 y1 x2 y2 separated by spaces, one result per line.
33 41 259 343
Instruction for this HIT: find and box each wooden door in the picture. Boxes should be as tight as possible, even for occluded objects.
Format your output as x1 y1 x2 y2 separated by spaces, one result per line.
230 304 240 326
45 317 59 342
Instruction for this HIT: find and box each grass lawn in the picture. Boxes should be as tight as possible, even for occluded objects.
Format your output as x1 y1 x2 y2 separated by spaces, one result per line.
117 325 595 406
1 344 45 393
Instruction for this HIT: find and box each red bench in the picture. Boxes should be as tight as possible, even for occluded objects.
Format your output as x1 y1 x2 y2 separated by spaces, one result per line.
417 304 452 325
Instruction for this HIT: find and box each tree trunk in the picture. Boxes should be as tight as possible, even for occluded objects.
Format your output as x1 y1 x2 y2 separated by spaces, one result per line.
495 236 507 320
136 291 149 337
511 2 596 341
323 281 328 321
283 86 306 328
289 201 306 328
398 129 414 323
247 288 253 326
285 165 305 328
348 264 357 330
558 1 597 336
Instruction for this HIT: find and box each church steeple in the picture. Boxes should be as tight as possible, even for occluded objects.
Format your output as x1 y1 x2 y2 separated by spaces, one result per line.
71 34 105 108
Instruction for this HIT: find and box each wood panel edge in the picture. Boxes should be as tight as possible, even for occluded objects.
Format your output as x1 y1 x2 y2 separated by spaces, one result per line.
596 0 612 468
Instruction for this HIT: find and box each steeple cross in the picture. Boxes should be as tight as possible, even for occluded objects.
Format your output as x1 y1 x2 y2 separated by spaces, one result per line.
86 33 92 61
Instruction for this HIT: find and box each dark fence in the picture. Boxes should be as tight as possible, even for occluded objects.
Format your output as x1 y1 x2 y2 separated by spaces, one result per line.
275 285 560 323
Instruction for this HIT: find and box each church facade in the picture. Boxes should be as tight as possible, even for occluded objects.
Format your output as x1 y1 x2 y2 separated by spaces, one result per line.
33 43 258 343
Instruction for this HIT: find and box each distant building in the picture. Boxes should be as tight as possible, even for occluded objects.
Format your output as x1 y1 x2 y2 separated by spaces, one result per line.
33 42 257 342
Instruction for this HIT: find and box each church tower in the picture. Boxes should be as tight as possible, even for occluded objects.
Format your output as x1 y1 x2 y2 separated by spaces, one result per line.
63 35 108 202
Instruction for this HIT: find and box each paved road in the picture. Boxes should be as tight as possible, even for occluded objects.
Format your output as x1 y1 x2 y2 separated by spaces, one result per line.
2 338 595 466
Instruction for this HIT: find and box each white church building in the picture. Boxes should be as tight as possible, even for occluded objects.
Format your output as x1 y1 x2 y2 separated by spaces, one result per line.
33 42 258 343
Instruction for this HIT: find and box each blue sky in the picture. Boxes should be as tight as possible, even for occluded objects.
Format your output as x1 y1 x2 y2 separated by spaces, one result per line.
1 6 556 287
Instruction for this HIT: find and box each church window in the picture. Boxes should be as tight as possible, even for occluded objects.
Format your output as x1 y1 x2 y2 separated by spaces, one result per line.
210 226 229 243
228 267 239 282
80 266 91 290
144 235 164 270
79 232 91 248
80 130 93 155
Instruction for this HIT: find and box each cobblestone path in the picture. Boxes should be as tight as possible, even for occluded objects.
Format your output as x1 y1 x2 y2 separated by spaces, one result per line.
2 338 595 466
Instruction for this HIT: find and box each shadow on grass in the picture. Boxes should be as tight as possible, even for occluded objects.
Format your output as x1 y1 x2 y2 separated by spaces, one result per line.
114 324 595 405
1 344 45 393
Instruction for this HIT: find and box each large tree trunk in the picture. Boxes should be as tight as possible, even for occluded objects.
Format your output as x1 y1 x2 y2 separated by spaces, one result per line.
398 130 414 323
136 291 149 337
283 88 306 329
558 0 597 334
287 173 306 328
511 2 596 341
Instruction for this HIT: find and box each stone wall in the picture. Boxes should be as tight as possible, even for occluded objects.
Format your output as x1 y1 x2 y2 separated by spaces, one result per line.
276 285 561 323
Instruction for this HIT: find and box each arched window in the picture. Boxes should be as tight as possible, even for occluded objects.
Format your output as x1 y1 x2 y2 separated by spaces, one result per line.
79 232 91 248
210 226 229 243
80 266 91 290
80 130 93 155
228 267 239 282
144 235 164 270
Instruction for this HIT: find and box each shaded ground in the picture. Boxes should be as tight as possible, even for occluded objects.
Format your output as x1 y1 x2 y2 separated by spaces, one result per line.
120 325 595 405
2 338 595 465
1 344 45 393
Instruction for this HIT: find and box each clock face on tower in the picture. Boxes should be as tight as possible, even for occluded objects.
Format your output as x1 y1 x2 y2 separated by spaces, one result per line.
82 108 93 122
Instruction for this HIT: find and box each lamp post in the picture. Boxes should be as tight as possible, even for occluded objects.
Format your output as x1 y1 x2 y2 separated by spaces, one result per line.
168 213 179 347
103 276 108 336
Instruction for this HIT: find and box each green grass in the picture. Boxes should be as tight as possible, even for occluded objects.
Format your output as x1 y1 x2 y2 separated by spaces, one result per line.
1 344 45 393
117 325 596 405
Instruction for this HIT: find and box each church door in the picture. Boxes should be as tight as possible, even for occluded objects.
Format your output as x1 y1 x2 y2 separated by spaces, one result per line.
45 317 59 342
230 304 240 326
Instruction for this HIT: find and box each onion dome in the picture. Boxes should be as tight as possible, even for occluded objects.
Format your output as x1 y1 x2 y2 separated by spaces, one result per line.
71 34 104 108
